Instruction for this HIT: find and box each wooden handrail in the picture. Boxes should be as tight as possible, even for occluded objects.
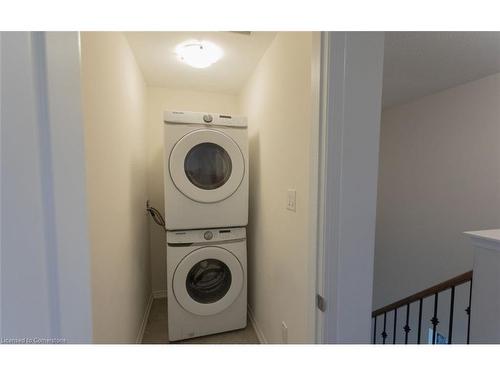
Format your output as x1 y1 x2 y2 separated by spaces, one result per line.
372 271 473 317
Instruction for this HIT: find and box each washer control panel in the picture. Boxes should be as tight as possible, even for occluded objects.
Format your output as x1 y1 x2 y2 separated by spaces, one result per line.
167 227 246 244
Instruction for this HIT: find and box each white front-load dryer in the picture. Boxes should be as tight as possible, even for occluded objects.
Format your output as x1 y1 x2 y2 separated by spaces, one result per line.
163 110 248 230
166 227 247 342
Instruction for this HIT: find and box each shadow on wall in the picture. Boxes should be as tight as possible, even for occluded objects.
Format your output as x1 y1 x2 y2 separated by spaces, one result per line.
128 152 152 300
148 145 167 294
247 132 261 310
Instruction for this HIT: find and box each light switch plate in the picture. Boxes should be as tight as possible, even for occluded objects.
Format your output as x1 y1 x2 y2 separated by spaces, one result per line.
287 189 296 212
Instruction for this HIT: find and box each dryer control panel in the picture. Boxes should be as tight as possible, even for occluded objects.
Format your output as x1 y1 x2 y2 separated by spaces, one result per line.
167 227 246 244
164 110 247 128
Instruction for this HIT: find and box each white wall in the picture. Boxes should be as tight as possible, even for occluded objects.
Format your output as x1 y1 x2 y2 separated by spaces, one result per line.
1 32 92 343
146 87 239 294
374 73 500 310
80 32 151 343
238 32 314 343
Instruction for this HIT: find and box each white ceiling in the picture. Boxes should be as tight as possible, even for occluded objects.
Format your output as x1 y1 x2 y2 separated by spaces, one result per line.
383 32 500 108
125 32 500 106
125 32 276 94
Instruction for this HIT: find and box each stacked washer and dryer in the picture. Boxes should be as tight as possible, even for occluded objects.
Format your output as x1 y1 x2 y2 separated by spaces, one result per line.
163 111 248 341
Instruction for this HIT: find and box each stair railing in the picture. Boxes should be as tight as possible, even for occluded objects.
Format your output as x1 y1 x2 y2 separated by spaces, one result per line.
372 271 473 344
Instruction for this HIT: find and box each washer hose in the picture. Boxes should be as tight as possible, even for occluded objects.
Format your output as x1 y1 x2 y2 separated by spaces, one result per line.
146 200 166 232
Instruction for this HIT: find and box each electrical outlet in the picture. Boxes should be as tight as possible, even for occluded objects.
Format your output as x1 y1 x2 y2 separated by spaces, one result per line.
286 189 296 212
281 321 288 343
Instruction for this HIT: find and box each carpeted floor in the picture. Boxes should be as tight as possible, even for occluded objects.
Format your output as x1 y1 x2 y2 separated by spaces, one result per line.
141 298 260 344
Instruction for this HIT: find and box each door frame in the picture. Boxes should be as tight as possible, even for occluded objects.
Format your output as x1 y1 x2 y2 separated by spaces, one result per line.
311 32 385 343
1 32 93 342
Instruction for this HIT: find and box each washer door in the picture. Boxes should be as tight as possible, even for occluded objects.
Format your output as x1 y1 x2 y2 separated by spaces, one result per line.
169 129 245 203
173 246 244 316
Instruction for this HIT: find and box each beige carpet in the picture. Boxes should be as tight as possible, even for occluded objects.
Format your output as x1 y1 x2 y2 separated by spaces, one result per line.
141 298 260 344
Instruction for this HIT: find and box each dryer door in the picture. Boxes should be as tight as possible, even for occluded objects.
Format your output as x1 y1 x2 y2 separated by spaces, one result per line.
173 246 244 316
169 129 245 203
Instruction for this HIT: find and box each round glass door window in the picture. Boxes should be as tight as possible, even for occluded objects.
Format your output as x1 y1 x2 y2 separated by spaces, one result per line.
184 142 232 190
186 258 232 304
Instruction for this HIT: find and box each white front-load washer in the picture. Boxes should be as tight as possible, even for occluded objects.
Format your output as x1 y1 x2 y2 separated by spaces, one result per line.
163 110 248 230
166 227 247 342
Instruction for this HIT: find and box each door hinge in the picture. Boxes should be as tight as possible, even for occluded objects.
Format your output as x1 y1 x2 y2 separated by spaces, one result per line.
316 294 326 312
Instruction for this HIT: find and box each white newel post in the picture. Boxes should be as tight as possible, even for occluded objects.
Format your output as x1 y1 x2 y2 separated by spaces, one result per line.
464 229 500 344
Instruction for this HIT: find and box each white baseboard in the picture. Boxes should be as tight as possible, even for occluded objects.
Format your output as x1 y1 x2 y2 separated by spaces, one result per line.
136 293 154 344
248 305 267 344
152 289 167 299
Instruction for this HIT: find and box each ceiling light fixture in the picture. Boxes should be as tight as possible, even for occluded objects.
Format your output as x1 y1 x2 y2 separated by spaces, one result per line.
175 40 223 69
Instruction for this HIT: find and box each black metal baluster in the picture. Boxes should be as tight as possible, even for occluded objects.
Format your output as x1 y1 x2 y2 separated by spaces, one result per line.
417 298 423 344
448 286 455 344
466 280 472 344
404 303 411 344
381 312 388 344
373 316 377 344
431 293 439 344
393 308 398 344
